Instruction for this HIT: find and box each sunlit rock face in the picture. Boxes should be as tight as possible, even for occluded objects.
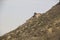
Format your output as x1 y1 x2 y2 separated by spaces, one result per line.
0 2 60 40
33 12 41 18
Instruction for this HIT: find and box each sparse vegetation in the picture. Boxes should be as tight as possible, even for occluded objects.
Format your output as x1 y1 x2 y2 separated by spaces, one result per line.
0 2 60 40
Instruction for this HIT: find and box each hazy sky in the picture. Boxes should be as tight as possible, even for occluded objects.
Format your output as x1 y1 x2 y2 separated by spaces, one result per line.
0 0 59 36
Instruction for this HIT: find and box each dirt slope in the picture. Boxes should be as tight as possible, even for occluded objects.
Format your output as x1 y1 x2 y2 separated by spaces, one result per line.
0 2 60 40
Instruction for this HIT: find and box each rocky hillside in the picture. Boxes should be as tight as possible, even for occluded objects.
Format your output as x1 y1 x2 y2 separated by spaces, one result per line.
0 2 60 40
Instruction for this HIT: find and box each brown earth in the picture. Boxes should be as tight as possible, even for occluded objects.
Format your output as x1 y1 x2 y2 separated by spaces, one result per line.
0 2 60 40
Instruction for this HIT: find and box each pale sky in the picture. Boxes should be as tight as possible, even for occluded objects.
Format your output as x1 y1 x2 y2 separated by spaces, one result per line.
0 0 59 36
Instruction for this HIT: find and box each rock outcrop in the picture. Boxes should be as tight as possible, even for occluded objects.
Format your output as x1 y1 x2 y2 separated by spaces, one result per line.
0 2 60 40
